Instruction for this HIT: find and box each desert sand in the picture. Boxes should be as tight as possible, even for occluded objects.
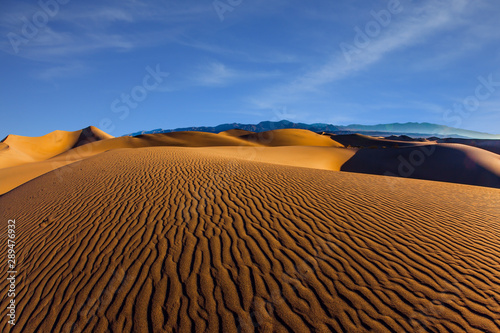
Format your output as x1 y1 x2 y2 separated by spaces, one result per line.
0 126 113 169
0 127 499 332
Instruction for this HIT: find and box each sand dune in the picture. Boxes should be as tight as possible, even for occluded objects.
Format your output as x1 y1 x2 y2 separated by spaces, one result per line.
194 146 356 171
0 128 347 195
218 129 256 137
1 147 499 332
327 133 421 148
0 126 113 169
341 143 500 188
437 138 500 155
240 129 344 147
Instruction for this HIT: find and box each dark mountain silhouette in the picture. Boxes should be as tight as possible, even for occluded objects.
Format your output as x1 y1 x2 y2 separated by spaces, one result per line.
125 120 500 139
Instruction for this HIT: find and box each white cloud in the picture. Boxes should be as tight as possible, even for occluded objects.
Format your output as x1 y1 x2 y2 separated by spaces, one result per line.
250 0 474 109
0 1 210 60
295 0 469 90
195 62 235 86
36 63 87 81
192 62 279 87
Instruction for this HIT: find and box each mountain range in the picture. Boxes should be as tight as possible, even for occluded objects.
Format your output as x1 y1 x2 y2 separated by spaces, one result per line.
125 120 500 139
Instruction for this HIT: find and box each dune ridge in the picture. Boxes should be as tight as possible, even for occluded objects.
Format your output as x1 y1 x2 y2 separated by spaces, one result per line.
239 129 344 147
0 126 114 169
0 147 499 332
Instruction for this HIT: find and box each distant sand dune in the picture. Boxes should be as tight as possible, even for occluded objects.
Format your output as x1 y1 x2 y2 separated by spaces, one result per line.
1 147 499 332
218 129 256 137
342 143 500 188
437 138 500 155
240 129 344 147
328 133 423 148
0 126 113 169
196 146 356 171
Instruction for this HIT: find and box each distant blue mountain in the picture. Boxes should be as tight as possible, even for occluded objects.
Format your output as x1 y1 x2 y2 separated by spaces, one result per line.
125 120 500 139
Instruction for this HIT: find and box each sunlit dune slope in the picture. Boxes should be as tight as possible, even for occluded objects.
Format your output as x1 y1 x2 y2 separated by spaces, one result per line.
1 147 499 332
341 143 500 188
240 129 344 147
194 146 356 171
0 126 113 169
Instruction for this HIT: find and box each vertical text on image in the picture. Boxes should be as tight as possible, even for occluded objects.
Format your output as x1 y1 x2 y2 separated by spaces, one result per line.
6 219 17 326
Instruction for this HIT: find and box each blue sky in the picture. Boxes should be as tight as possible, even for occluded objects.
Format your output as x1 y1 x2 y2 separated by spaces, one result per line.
1 0 500 138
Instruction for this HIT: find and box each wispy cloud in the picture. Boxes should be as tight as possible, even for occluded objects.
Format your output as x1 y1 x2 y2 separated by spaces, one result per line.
250 0 473 109
194 62 235 86
0 0 209 60
191 61 279 87
36 63 87 81
293 0 469 90
177 38 301 65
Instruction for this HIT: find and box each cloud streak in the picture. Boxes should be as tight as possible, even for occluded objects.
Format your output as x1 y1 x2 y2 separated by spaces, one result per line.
191 62 279 87
250 0 473 109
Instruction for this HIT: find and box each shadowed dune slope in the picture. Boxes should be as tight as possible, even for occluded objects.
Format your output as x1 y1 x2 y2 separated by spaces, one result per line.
328 134 424 148
0 126 114 169
73 126 114 147
341 143 500 188
218 129 256 137
437 138 500 155
1 147 499 332
240 129 344 147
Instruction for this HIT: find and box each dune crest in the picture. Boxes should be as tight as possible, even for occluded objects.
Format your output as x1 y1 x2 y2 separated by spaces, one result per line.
0 126 114 169
218 129 255 137
240 129 344 147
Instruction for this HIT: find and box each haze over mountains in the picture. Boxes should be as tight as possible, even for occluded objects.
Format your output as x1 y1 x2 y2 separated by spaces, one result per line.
127 120 500 139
